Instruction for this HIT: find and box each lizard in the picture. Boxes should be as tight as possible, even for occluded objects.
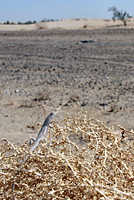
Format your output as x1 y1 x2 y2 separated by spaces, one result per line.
12 111 58 199
18 110 58 169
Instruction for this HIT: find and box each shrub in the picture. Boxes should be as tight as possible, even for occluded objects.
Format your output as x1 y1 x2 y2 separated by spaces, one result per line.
18 20 37 25
0 114 133 199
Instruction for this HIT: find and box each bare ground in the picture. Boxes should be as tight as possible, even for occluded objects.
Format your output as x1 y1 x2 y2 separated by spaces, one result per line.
0 28 134 144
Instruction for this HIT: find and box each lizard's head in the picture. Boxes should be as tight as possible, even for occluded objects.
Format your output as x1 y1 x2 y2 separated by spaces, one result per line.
47 107 61 123
48 111 58 121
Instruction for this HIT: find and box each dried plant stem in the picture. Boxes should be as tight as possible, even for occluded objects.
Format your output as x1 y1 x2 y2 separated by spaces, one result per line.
0 113 133 199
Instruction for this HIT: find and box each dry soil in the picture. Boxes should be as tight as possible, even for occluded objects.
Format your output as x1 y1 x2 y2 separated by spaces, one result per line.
0 28 134 144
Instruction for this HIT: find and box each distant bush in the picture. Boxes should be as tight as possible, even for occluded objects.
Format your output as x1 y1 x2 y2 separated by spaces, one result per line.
4 20 15 25
3 20 37 25
108 6 132 26
18 20 37 25
41 18 58 22
24 20 37 24
6 20 10 24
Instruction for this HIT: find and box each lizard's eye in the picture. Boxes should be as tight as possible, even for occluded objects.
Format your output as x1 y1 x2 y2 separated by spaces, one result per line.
50 112 55 117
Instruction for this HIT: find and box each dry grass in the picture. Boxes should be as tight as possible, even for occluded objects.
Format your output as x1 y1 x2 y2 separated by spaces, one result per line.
0 114 134 199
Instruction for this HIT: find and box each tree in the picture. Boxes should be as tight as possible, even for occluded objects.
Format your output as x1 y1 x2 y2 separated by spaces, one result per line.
108 6 132 26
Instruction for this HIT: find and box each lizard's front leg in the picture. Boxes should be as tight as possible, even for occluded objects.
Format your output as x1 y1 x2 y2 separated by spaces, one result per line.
29 138 36 145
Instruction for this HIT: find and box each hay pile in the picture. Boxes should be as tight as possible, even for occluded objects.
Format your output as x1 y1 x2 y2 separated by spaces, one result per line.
0 114 134 199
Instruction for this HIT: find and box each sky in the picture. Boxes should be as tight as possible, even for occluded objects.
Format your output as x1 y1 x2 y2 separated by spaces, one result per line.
0 0 134 23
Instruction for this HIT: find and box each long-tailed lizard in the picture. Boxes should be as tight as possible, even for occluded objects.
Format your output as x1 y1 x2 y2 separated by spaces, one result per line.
12 111 58 199
18 110 58 169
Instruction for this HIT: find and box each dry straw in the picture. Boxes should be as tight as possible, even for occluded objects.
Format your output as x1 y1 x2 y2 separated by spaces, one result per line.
0 114 134 199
